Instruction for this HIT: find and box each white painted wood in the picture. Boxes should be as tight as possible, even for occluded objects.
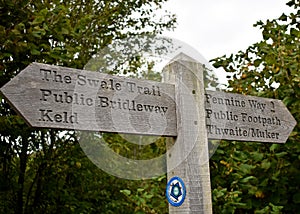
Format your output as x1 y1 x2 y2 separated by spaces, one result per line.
163 53 212 213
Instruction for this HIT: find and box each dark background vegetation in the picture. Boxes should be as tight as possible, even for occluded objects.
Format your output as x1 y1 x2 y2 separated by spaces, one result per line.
0 0 299 213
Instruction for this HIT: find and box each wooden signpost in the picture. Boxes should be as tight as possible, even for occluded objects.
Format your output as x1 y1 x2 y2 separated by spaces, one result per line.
0 54 297 214
0 63 177 136
163 54 213 213
205 90 296 143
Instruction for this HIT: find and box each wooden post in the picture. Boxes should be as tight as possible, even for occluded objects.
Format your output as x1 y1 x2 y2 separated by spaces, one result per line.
0 58 296 211
163 53 212 213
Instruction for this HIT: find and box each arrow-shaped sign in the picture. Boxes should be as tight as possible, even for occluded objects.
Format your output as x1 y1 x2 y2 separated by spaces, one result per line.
0 63 296 143
204 90 296 143
0 63 177 136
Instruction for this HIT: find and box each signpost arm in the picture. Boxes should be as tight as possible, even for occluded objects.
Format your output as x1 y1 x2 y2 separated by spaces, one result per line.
163 53 212 213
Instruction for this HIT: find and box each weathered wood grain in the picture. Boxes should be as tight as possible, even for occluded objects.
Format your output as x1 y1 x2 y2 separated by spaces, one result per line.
0 63 177 136
0 63 296 143
163 53 212 214
0 56 297 214
205 90 297 143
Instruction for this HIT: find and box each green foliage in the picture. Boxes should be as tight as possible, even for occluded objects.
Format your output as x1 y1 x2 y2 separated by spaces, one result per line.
0 0 175 213
210 0 300 213
120 175 168 214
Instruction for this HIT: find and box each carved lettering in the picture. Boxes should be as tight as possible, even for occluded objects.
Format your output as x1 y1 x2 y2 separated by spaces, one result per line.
206 124 280 140
40 69 72 84
40 89 94 106
98 96 168 115
248 100 266 112
39 109 78 124
241 113 281 126
205 93 246 107
206 109 238 121
76 75 122 91
250 128 280 139
126 82 161 96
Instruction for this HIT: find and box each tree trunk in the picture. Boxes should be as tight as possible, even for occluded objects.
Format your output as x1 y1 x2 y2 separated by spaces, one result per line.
16 136 29 214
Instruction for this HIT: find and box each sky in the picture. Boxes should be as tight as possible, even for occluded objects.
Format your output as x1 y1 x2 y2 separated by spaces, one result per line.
161 0 293 84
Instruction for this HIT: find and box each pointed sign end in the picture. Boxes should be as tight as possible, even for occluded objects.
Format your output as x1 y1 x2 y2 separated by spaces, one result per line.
166 52 199 65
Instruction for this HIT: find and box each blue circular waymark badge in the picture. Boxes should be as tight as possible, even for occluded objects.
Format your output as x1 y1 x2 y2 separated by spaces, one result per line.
166 176 186 207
